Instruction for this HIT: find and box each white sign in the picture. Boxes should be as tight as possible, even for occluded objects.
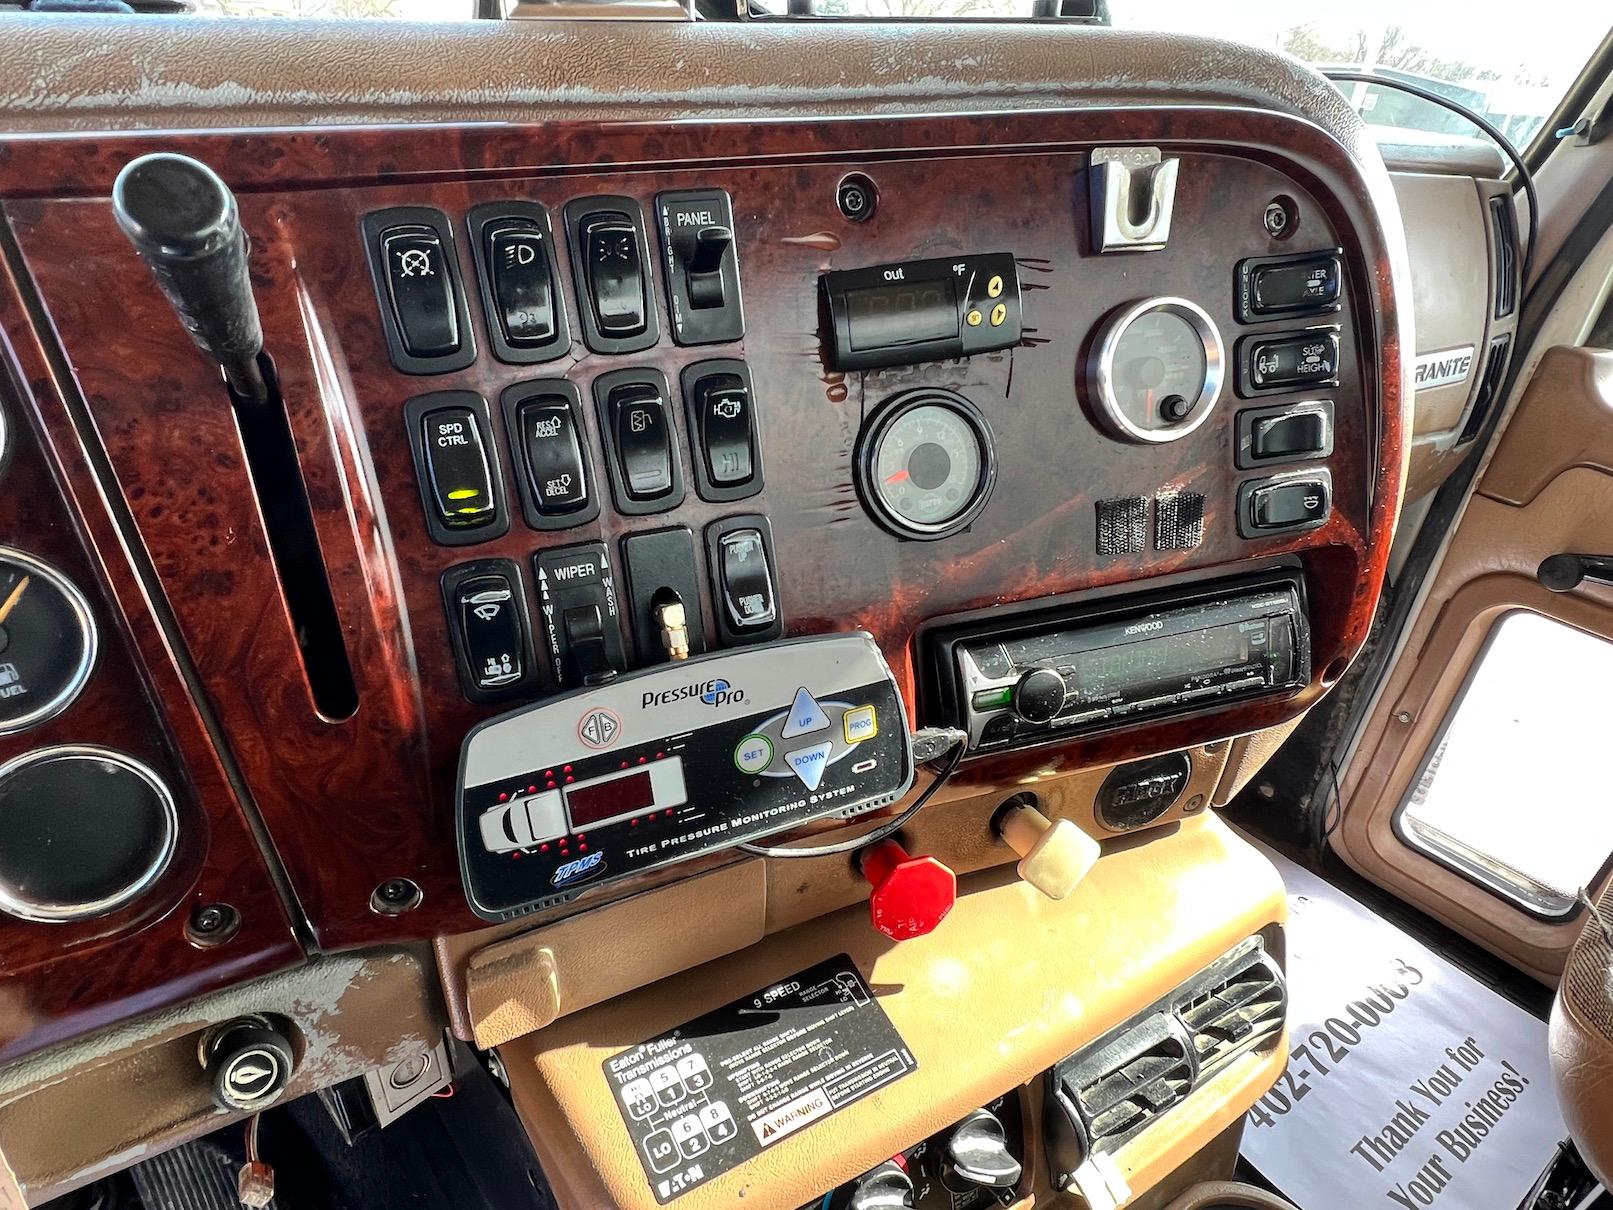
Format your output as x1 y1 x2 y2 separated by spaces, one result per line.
1242 845 1566 1210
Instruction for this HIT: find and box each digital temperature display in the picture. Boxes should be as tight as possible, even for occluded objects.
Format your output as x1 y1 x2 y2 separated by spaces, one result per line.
845 279 958 351
823 253 1021 371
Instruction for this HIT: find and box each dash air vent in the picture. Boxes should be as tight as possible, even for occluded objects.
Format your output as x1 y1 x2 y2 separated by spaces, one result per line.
1052 1015 1196 1155
1175 942 1287 1075
1045 937 1287 1185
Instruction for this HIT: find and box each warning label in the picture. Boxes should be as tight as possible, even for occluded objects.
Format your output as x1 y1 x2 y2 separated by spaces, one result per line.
603 954 917 1203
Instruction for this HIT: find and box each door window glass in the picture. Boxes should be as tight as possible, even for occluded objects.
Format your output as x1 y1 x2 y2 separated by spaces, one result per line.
1398 611 1613 917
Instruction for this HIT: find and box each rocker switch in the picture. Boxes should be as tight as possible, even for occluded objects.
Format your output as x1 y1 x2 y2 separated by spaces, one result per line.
381 226 459 358
486 222 556 347
581 213 647 337
609 384 674 502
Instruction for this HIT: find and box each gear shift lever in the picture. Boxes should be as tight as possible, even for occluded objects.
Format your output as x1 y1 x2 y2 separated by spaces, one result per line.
112 152 269 407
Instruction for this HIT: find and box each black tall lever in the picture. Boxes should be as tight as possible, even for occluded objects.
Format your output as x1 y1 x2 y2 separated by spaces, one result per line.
112 152 357 719
112 153 270 408
1537 554 1613 592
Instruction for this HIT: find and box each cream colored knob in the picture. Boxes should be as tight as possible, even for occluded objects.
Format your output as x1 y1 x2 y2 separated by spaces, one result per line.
999 805 1099 901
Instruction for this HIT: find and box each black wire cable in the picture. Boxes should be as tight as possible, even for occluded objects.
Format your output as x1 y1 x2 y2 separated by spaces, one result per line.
737 742 965 859
1324 70 1538 294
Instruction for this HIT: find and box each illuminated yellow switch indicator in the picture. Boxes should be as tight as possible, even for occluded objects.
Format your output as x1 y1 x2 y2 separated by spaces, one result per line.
966 309 983 327
421 406 497 530
843 705 878 745
987 274 1004 298
990 302 1007 326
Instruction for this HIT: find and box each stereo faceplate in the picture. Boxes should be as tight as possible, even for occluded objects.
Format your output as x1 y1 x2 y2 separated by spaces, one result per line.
925 575 1310 753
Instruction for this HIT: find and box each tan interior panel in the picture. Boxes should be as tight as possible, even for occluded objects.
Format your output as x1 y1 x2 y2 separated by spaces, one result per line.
1394 173 1492 438
1475 346 1613 506
499 814 1286 1210
1336 346 1613 982
447 746 1235 1049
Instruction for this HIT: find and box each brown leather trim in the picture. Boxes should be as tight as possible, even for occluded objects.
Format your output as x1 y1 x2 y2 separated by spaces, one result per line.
1551 886 1613 1185
0 18 1370 137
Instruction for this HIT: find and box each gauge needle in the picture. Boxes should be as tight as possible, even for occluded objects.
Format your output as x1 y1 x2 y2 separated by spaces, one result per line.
0 576 29 626
884 469 911 485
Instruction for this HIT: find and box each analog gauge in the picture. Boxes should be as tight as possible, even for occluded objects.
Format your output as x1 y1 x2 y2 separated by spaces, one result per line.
1090 297 1225 443
857 390 997 540
0 549 97 736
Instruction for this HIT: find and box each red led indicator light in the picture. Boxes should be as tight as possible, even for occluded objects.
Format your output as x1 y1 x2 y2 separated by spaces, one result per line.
563 764 573 773
539 844 549 853
498 792 509 803
579 844 589 852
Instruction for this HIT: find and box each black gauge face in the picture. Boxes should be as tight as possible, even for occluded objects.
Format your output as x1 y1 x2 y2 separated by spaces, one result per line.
859 392 996 540
0 550 97 736
1092 298 1225 444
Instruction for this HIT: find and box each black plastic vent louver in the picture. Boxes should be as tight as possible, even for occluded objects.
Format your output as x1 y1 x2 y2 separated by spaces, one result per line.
1457 334 1513 446
1045 938 1287 1185
1489 194 1518 318
1056 1015 1195 1154
1174 943 1287 1075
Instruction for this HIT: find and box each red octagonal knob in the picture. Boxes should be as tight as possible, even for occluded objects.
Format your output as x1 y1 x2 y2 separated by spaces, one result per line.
859 840 956 941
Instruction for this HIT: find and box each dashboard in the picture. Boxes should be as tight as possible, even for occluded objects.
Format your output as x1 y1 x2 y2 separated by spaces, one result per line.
0 15 1445 1208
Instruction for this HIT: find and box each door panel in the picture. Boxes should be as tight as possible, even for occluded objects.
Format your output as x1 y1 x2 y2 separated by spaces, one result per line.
1334 346 1613 983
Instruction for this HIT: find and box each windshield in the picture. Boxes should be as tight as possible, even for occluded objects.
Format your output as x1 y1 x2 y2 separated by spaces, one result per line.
749 0 1610 154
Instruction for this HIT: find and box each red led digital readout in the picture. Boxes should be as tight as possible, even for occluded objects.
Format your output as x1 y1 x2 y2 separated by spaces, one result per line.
564 769 656 829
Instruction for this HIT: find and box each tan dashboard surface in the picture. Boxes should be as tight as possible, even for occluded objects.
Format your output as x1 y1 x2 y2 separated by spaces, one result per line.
499 813 1286 1210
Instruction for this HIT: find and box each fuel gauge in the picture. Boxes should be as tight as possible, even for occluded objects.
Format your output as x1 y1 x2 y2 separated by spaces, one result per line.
0 549 97 735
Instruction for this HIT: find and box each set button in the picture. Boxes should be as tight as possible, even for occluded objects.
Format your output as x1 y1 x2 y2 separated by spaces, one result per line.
734 734 773 775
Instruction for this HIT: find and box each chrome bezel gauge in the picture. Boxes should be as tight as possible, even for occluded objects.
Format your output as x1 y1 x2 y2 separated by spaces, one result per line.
1090 296 1226 444
0 548 98 736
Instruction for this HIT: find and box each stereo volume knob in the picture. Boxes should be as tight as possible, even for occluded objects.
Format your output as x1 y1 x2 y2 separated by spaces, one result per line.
1012 668 1066 724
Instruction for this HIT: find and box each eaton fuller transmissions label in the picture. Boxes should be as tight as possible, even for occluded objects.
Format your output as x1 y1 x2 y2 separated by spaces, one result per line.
604 955 918 1203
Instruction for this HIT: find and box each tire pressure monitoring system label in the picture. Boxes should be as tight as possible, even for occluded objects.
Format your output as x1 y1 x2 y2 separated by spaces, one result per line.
604 954 918 1203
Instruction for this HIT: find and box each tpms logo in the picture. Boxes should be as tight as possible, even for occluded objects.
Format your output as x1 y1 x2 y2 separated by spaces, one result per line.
551 851 606 888
641 677 747 710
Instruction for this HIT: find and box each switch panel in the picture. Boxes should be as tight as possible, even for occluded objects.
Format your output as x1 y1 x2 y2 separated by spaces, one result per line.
1235 400 1334 468
362 207 475 374
564 196 658 355
621 527 708 666
705 515 782 645
593 368 686 516
534 542 627 687
1237 329 1341 395
404 392 508 546
441 559 539 703
1236 250 1343 322
1237 469 1333 537
655 189 744 346
467 202 571 365
499 380 600 532
680 359 762 503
